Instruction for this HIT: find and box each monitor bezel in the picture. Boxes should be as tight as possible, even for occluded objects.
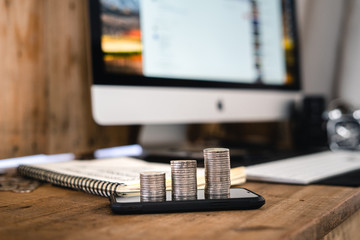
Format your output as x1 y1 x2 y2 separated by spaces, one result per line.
88 0 301 91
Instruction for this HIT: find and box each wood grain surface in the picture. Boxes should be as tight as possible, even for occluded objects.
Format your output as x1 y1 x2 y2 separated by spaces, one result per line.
0 182 359 240
0 0 47 158
0 0 134 159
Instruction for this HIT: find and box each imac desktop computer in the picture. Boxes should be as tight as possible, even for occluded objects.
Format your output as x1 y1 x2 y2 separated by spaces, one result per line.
88 0 301 151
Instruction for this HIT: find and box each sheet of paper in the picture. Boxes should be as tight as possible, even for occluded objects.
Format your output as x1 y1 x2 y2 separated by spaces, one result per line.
28 157 245 193
29 157 202 186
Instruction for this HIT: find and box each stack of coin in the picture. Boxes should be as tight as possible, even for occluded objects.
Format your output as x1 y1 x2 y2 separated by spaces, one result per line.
0 175 40 193
140 172 166 202
171 160 197 201
203 148 231 199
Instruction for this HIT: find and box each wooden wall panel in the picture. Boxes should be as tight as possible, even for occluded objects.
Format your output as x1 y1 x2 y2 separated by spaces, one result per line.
0 0 134 159
0 0 47 158
43 0 131 156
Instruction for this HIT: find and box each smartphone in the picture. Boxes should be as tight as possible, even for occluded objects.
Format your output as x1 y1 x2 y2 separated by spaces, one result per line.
110 188 265 214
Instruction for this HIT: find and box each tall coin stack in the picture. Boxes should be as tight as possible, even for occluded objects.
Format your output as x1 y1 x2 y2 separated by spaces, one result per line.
171 160 197 201
203 148 231 199
140 172 166 202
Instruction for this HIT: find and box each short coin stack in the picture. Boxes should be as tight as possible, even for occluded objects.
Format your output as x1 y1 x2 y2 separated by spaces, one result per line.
140 172 166 202
171 160 197 201
203 148 231 199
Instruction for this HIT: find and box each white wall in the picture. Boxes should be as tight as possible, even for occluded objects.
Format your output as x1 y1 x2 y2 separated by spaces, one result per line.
337 0 360 108
297 0 345 102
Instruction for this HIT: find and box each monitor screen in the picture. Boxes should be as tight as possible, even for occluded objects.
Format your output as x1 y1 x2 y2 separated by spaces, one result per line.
89 0 301 125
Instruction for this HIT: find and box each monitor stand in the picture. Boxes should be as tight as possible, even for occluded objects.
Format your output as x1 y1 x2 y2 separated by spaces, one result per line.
139 124 188 148
137 124 259 163
138 124 209 161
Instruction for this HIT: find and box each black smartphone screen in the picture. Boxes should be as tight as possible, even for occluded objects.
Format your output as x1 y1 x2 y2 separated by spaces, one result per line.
110 188 265 214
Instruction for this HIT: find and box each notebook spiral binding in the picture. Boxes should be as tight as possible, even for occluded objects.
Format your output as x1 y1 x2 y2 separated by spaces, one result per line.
17 165 124 197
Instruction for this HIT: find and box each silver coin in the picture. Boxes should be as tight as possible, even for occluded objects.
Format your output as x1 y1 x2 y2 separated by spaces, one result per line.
203 148 231 199
0 184 17 191
171 160 197 200
141 196 166 202
13 188 33 193
172 195 197 201
0 175 41 193
140 172 166 202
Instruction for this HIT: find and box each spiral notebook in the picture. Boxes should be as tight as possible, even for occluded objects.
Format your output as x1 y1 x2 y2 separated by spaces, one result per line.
18 157 246 197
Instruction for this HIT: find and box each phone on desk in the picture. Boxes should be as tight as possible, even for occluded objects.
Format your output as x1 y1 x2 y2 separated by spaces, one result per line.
110 188 265 214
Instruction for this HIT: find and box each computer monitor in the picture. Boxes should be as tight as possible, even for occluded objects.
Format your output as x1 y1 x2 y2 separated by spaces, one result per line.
88 0 301 144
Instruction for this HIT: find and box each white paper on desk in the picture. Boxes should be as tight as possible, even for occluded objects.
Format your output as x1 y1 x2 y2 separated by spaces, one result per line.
26 157 246 191
27 157 179 185
245 151 360 184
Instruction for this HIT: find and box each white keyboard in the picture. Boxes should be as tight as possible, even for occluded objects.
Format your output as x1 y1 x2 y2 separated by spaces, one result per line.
245 151 360 184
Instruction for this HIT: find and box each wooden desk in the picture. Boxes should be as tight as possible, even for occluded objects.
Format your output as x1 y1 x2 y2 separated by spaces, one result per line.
0 182 359 240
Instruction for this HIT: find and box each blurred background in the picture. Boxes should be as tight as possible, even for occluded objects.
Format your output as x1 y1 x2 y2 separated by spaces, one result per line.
0 0 359 159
